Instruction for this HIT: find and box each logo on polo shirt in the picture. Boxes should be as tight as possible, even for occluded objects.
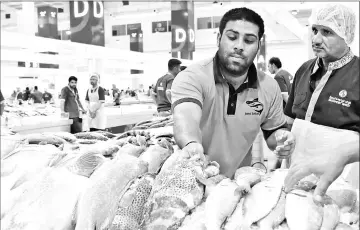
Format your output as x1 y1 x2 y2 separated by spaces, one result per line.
339 90 347 98
328 95 351 108
245 98 263 115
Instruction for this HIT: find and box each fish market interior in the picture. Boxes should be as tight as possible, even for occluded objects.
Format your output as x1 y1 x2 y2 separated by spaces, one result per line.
1 1 359 229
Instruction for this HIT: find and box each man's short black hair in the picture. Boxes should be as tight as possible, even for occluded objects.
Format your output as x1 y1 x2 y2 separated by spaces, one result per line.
180 66 187 71
26 87 29 90
168 59 182 71
269 57 282 69
34 86 38 90
68 76 78 83
219 7 265 40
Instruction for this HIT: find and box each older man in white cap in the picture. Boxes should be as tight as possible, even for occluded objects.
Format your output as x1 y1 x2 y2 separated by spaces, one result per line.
85 73 106 131
284 4 359 202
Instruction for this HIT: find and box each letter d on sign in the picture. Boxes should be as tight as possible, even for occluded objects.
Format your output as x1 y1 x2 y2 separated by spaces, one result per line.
93 1 104 18
189 29 195 43
74 1 89 18
175 28 186 43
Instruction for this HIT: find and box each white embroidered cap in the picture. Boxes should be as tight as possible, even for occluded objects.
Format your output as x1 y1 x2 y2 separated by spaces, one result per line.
309 4 357 45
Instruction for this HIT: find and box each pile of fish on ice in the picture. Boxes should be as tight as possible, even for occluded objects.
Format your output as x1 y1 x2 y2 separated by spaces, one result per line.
1 116 359 230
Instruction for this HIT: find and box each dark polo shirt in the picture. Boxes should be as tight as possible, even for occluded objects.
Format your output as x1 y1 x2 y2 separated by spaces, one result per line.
285 50 359 133
172 54 286 178
60 86 82 119
154 73 174 112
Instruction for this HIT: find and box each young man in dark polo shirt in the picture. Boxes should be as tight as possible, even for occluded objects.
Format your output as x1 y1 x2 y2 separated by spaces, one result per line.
60 76 86 134
171 8 295 178
153 59 182 116
268 57 293 109
284 4 359 202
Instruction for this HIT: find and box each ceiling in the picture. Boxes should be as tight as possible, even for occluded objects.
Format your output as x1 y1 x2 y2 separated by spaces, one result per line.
1 1 312 42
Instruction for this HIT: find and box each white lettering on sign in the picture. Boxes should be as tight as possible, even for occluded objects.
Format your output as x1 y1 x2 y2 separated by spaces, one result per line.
74 1 103 18
328 95 351 107
175 28 195 43
189 28 195 43
175 28 186 43
93 1 104 18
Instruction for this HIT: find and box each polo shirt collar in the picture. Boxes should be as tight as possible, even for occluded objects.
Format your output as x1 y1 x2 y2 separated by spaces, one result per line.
213 52 258 89
312 49 355 74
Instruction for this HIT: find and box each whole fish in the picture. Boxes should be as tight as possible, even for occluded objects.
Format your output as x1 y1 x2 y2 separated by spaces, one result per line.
75 132 109 141
223 197 246 230
26 133 66 146
320 203 340 230
285 189 324 230
224 167 267 230
142 154 218 229
93 130 117 139
74 155 148 230
116 143 146 158
65 151 106 177
257 190 287 230
1 167 90 230
205 178 243 230
1 144 64 177
241 169 288 229
82 142 120 157
139 139 173 173
1 134 27 159
179 202 207 230
45 131 77 143
111 174 155 230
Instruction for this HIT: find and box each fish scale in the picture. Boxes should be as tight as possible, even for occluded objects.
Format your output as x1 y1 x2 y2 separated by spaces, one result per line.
142 158 207 229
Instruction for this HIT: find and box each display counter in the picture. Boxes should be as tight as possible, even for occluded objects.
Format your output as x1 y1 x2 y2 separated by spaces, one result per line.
105 104 156 128
9 116 73 135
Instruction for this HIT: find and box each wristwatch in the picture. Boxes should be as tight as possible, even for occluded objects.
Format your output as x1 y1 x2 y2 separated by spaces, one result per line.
185 141 198 147
251 162 267 173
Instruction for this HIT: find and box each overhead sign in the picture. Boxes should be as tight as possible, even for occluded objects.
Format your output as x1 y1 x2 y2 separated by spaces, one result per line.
69 1 105 46
37 6 58 39
171 1 195 60
152 21 167 33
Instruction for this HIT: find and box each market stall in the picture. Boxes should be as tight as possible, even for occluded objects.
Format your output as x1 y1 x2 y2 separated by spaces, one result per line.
1 115 359 230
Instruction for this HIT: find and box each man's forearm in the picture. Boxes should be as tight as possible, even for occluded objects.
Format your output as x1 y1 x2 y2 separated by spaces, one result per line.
342 137 360 165
174 112 202 149
265 128 289 151
60 100 65 112
166 90 172 103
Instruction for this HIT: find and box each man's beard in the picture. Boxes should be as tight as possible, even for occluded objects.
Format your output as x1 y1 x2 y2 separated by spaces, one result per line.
218 53 248 76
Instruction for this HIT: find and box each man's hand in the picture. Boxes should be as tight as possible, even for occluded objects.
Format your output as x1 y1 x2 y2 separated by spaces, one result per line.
273 129 295 159
182 142 206 162
284 153 347 204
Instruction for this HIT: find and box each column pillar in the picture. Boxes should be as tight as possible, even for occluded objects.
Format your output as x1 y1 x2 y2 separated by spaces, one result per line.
19 2 36 36
171 1 195 60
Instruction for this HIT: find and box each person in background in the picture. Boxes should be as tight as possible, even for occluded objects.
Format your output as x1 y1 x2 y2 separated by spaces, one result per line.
31 86 43 104
114 92 121 106
171 8 295 178
112 84 120 98
284 4 359 202
13 87 23 105
23 87 31 101
42 89 53 104
152 59 182 116
85 73 106 131
0 90 5 116
125 87 131 95
180 66 187 71
147 86 152 97
60 76 86 134
268 57 293 109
